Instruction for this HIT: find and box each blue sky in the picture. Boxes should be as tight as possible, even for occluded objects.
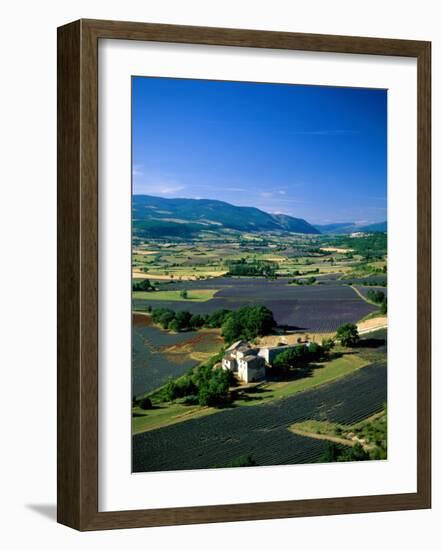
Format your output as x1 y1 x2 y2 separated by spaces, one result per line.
132 77 387 225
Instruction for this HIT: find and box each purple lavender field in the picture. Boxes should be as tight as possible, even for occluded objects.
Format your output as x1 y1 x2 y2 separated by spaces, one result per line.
133 276 378 333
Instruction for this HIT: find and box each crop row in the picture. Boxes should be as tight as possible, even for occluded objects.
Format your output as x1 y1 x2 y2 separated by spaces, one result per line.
132 361 387 472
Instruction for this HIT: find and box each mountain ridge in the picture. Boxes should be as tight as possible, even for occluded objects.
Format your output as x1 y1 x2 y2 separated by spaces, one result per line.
132 194 320 237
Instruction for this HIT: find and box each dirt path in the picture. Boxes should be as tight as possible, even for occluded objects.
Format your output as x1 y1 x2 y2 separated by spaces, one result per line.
357 316 388 334
289 427 355 447
349 284 376 305
289 425 374 452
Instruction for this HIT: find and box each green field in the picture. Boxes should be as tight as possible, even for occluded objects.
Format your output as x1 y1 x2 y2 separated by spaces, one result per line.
132 232 386 281
133 288 219 301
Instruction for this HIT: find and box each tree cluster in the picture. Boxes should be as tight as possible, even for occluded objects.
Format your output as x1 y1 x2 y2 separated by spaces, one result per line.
221 305 276 344
132 278 156 292
225 258 277 278
272 341 329 373
220 455 257 468
367 289 387 314
360 280 387 287
162 350 233 407
367 289 386 304
149 304 276 342
336 323 359 347
150 307 231 331
320 441 369 463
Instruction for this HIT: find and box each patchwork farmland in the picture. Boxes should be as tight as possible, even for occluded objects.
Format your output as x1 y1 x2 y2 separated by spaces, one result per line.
133 277 379 332
131 229 388 469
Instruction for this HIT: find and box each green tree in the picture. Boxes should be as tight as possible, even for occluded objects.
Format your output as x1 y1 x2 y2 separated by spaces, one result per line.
273 346 306 371
190 314 205 329
320 441 340 462
307 342 322 360
158 310 175 329
273 349 294 372
336 323 359 347
321 338 335 354
338 443 369 462
168 319 181 332
138 397 152 410
206 308 231 328
132 278 154 291
198 367 231 406
224 455 257 468
164 379 179 401
174 310 192 330
180 289 188 299
221 313 244 344
221 305 276 343
367 289 385 304
152 307 174 324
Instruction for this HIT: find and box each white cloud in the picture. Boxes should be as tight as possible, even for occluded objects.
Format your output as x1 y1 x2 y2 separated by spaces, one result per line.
132 164 144 177
139 183 185 196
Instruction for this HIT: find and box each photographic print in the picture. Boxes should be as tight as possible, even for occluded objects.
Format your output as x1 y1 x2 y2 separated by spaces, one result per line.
131 77 388 473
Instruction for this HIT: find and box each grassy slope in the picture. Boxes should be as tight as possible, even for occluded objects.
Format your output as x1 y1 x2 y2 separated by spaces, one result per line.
132 351 369 434
233 353 368 406
133 288 219 301
289 409 387 452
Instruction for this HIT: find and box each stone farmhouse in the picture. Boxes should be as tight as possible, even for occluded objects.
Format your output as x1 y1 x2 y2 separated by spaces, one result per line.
221 341 266 384
222 340 307 383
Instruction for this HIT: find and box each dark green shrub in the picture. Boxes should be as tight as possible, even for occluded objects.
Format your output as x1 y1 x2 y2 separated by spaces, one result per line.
138 397 152 410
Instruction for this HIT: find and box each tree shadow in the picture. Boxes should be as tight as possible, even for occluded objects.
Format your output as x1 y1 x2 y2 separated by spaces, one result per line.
227 384 273 405
356 337 386 349
276 324 308 332
266 351 344 383
132 405 162 416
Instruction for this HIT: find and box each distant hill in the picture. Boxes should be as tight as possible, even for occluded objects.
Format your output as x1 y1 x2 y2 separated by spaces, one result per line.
314 221 387 234
357 221 387 233
313 222 355 234
132 195 320 238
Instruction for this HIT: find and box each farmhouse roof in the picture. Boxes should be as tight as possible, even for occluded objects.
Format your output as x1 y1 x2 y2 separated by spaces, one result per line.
226 340 248 352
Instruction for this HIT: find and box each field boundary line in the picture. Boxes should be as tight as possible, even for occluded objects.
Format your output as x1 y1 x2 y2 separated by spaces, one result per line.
289 427 355 447
357 323 388 335
348 284 377 305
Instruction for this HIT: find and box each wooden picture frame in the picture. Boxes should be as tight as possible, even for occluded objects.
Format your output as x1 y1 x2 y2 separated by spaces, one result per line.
57 19 431 531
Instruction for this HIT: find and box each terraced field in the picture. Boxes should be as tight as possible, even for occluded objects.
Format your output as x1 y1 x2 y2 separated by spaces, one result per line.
133 277 377 332
133 361 386 472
